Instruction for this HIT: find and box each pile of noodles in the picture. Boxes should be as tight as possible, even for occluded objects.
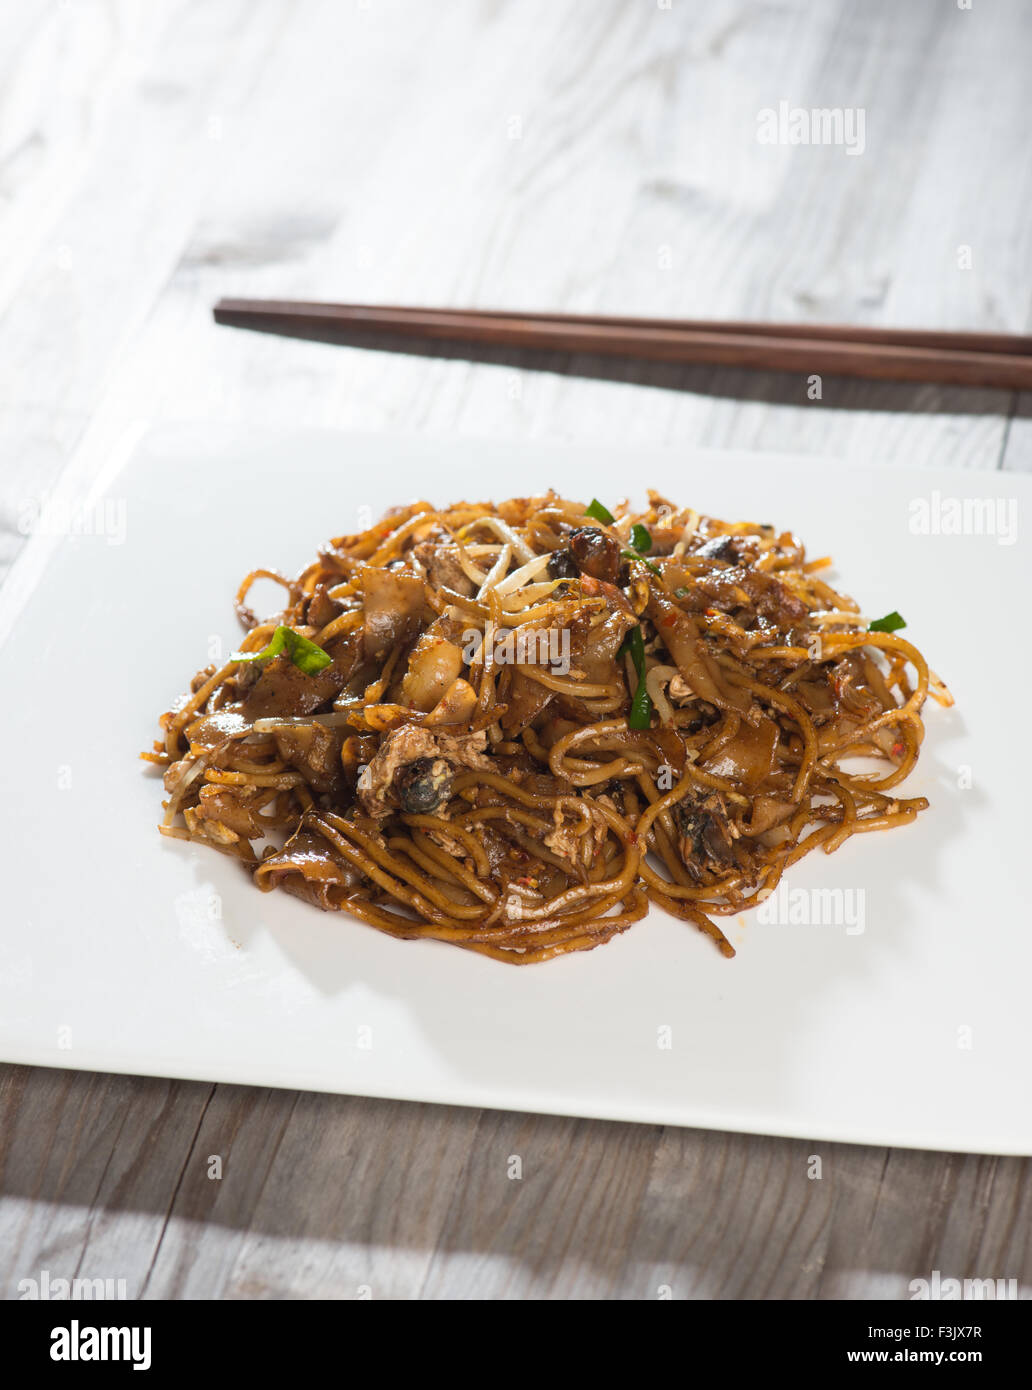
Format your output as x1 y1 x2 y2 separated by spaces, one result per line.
144 490 952 963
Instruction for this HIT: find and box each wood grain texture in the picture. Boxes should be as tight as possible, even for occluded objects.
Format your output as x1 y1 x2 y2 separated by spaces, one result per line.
2 0 1030 1299
2 1067 1030 1300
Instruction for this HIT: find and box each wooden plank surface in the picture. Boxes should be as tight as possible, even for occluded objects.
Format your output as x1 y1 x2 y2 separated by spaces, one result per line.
1 0 1030 1299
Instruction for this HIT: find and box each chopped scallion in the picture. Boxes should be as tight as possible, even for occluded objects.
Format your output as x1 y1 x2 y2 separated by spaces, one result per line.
621 549 662 577
620 624 653 730
585 498 616 525
869 611 906 634
231 625 333 675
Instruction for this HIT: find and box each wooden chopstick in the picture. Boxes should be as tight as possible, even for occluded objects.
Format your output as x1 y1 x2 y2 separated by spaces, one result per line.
304 303 1032 357
213 299 1032 390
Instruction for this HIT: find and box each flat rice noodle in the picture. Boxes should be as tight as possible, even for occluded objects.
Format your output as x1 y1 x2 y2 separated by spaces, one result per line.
703 712 779 792
646 588 748 711
571 609 636 683
255 830 363 910
362 567 427 662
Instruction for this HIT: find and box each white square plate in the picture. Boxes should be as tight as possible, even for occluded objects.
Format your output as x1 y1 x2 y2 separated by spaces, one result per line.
1 424 1028 1153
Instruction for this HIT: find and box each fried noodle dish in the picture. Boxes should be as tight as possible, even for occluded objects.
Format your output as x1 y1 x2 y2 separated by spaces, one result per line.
145 491 952 963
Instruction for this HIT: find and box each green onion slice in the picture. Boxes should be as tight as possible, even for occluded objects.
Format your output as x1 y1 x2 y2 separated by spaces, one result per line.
621 549 662 577
585 498 616 525
868 611 906 634
231 625 333 675
620 624 653 730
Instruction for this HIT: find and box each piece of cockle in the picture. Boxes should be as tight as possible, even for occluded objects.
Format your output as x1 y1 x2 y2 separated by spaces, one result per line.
393 756 453 814
673 786 738 882
358 724 492 820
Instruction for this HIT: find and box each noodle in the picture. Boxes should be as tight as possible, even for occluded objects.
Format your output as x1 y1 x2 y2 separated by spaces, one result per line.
145 489 951 962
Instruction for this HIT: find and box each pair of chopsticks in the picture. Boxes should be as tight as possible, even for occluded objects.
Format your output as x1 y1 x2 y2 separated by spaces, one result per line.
213 298 1032 390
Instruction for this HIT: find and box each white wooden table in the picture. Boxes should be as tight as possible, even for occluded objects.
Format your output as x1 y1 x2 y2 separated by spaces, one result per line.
1 0 1030 1299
